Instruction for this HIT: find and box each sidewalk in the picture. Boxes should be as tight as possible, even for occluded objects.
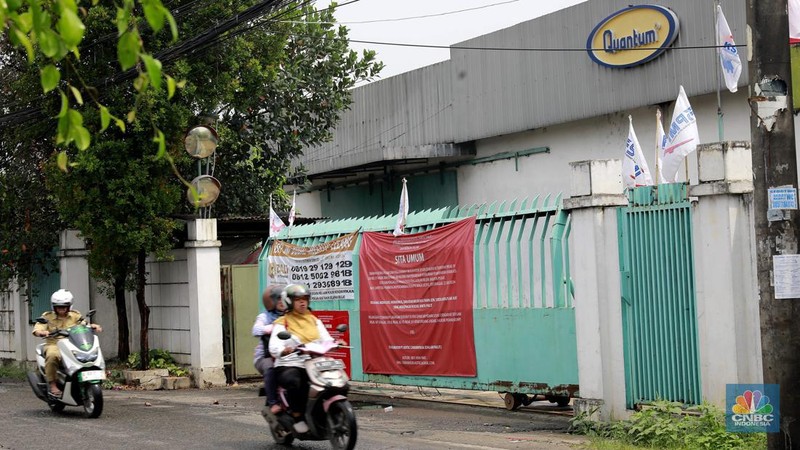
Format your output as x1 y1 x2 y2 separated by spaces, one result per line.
238 378 575 415
349 381 574 416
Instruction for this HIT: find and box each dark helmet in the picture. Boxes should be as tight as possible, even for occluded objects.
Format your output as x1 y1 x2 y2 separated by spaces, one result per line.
281 284 311 311
262 284 285 311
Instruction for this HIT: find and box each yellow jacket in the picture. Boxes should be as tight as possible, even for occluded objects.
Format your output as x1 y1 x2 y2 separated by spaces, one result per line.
32 310 86 345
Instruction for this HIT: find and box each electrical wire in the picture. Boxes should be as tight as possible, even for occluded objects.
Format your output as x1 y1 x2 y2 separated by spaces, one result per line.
0 0 297 129
0 0 746 131
282 0 520 25
347 39 747 52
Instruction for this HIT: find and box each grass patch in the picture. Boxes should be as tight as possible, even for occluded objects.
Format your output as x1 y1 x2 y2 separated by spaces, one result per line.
580 438 650 450
0 362 27 380
571 400 767 450
126 349 191 377
101 358 135 389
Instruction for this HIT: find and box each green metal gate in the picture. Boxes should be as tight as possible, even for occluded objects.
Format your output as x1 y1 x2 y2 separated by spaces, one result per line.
617 184 701 408
258 195 579 400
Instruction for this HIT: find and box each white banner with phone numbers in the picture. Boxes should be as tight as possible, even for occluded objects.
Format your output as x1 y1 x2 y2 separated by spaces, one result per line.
266 231 358 301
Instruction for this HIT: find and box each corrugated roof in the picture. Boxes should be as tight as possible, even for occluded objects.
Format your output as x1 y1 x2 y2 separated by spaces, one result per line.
297 0 746 178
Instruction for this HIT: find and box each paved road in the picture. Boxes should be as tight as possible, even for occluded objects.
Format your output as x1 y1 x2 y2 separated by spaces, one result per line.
0 379 587 449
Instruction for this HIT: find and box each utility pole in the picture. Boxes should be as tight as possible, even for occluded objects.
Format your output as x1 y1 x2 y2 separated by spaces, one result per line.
747 1 800 448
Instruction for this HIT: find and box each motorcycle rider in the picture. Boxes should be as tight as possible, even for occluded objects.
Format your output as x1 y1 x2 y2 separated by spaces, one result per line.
269 284 341 434
252 284 286 414
31 289 103 396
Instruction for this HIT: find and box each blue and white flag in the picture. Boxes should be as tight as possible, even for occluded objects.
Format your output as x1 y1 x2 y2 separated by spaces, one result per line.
716 5 741 93
269 196 286 234
622 116 653 189
662 86 700 183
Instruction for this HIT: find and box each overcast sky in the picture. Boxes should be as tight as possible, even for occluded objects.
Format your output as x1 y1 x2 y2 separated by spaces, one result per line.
316 0 587 81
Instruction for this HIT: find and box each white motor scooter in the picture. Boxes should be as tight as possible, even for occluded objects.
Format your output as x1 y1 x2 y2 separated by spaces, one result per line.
26 310 106 418
262 325 357 450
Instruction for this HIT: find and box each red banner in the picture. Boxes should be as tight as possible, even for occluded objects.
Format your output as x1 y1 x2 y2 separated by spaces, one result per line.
313 310 351 378
359 217 476 376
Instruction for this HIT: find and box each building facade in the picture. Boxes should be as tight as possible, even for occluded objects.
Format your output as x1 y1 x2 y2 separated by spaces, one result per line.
290 0 780 220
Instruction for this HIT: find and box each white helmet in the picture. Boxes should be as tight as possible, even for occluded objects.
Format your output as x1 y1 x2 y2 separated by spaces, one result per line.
50 289 74 309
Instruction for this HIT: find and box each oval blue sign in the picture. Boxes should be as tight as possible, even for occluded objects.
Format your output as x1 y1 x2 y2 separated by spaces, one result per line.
586 5 680 69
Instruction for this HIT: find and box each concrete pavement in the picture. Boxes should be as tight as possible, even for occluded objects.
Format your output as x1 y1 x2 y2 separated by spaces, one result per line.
237 378 575 415
348 381 575 415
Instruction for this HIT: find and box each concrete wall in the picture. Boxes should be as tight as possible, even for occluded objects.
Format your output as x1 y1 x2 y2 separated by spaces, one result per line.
689 142 762 407
2 220 225 388
564 160 629 420
567 144 761 420
0 283 20 360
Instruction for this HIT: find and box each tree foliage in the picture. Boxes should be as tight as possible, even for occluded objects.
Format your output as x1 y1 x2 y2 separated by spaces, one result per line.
1 0 382 364
1 0 180 153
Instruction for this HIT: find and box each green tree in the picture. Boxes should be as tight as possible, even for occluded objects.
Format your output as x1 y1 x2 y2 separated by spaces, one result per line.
0 139 63 293
3 1 382 367
1 0 180 152
46 139 182 364
0 34 64 291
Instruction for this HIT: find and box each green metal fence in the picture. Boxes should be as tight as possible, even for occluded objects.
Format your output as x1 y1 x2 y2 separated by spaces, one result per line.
617 184 701 408
258 195 578 396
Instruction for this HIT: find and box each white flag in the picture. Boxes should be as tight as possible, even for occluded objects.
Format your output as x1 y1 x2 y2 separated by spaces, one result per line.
392 178 409 237
622 116 653 189
656 109 668 184
791 0 800 44
661 86 700 183
269 197 285 234
288 191 296 227
716 5 741 93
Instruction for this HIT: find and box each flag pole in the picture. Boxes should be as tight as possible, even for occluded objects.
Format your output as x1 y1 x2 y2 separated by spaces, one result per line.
655 108 661 190
714 0 724 141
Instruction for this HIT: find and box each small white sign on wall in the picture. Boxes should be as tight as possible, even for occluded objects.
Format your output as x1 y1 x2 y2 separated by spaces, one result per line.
774 254 800 299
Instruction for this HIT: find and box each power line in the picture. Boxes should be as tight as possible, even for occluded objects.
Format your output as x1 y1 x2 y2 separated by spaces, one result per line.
349 39 747 52
0 0 299 130
282 0 520 25
0 0 355 118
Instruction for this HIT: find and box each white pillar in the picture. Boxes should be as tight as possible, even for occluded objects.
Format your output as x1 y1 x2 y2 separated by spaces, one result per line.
58 230 91 314
185 219 226 388
564 160 629 420
689 141 762 408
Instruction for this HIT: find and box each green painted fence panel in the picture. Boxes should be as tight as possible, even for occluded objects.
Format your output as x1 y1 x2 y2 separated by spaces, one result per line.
259 195 578 396
618 184 701 408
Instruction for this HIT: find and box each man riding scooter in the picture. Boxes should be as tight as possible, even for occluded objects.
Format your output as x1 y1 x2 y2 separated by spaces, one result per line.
32 289 103 396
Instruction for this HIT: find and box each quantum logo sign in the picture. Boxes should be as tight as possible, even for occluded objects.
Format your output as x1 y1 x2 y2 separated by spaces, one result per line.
586 5 680 68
